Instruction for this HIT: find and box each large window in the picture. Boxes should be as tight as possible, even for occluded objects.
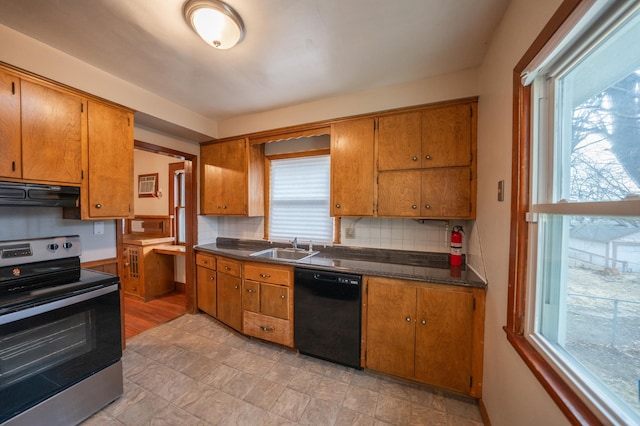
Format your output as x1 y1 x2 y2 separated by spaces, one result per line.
268 154 332 244
510 1 640 424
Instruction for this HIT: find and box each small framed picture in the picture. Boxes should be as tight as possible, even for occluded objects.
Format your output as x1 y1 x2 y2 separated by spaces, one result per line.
138 173 158 198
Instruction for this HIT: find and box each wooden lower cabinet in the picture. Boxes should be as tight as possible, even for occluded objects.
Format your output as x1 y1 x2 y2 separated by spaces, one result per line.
122 243 174 302
242 262 293 347
364 276 484 397
196 253 217 317
216 260 243 331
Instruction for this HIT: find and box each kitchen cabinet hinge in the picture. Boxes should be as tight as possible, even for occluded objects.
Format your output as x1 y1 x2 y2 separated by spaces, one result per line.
470 106 473 118
80 103 84 113
373 121 377 131
469 376 473 388
473 298 476 310
469 170 472 181
11 82 15 95
81 170 84 180
128 117 131 126
469 203 472 213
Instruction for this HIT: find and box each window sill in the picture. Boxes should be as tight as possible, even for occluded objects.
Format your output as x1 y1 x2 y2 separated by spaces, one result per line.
503 327 602 425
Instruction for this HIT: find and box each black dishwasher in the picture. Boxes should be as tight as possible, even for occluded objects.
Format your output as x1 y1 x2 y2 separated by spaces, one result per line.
294 267 362 369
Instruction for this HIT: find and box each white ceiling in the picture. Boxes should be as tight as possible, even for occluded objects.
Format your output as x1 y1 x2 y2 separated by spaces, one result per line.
0 0 509 121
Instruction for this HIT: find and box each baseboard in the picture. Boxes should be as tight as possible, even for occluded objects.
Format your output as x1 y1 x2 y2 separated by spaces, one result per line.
479 398 492 425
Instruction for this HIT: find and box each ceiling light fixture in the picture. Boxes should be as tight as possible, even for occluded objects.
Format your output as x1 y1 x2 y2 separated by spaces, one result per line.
183 0 245 49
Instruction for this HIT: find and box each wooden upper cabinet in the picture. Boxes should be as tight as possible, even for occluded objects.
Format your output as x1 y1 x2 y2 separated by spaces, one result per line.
421 103 473 168
0 69 21 179
85 101 134 218
330 118 375 217
421 168 473 218
377 111 422 171
377 170 421 217
21 80 85 184
200 138 264 216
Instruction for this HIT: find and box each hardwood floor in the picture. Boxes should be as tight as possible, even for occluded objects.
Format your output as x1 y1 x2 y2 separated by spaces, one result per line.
123 291 186 340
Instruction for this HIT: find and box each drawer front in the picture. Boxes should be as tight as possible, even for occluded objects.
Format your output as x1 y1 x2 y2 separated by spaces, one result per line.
242 279 260 313
261 283 289 320
244 263 292 286
122 278 142 297
218 257 241 277
243 310 292 347
196 252 216 270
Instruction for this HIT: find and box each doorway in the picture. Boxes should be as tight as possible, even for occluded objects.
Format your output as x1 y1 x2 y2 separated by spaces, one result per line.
118 140 198 340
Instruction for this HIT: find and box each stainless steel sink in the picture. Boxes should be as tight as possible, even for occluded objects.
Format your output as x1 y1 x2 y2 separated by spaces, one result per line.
250 247 319 261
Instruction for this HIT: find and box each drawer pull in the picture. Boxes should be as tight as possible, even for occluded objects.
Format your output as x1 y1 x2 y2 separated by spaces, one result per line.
224 266 231 271
260 273 271 278
247 289 255 293
209 276 215 281
425 204 431 210
412 204 417 209
202 260 209 264
405 316 411 322
280 295 286 299
425 154 432 160
335 203 341 209
412 155 418 161
260 326 274 332
95 203 102 209
421 319 427 325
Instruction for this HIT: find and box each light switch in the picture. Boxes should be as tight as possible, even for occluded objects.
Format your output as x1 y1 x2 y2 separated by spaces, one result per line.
93 221 105 236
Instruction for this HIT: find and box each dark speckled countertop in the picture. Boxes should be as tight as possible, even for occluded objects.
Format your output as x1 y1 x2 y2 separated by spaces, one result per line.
195 238 487 289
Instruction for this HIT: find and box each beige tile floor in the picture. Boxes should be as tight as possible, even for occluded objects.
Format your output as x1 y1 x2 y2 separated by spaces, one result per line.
83 313 484 425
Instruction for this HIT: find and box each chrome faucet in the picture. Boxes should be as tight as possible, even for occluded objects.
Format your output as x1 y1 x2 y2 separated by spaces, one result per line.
290 237 298 249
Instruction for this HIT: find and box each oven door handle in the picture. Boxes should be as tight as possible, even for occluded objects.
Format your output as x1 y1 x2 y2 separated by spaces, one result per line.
0 283 119 325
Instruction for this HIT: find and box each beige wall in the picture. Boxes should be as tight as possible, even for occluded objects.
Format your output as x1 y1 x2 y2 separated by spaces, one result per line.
476 0 568 425
0 1 577 423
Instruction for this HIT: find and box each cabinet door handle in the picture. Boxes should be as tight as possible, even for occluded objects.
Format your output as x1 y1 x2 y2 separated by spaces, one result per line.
412 204 417 209
425 204 431 210
405 316 411 322
335 203 341 209
234 285 239 289
425 154 432 160
412 155 418 161
95 203 102 209
247 289 254 293
209 276 215 281
260 326 274 332
421 319 427 325
280 295 286 299
260 273 271 278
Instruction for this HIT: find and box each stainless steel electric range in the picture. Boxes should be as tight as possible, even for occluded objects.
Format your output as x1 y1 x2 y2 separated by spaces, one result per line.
0 235 123 426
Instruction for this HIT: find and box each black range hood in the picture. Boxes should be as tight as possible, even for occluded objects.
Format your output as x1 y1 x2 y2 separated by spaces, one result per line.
0 181 79 207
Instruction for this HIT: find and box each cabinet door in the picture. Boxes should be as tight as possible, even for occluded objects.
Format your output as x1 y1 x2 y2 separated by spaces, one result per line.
260 283 289 320
197 265 217 316
421 168 471 218
377 170 421 217
421 104 471 168
365 278 416 378
330 118 375 216
201 139 246 215
87 101 134 218
217 273 243 331
0 70 21 179
377 111 422 171
415 287 474 393
21 80 84 184
243 279 260 313
123 245 142 298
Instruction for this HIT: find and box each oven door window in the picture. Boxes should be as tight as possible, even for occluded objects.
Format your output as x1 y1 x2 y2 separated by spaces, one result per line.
0 286 121 422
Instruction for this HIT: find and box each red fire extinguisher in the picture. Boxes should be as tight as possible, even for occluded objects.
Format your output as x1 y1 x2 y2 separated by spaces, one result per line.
450 226 464 266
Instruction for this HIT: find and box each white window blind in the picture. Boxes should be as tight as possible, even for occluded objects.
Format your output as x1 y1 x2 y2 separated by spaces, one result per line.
269 155 332 243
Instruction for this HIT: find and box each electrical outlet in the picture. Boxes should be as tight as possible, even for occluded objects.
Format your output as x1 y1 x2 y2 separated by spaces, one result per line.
93 221 104 236
346 228 356 239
